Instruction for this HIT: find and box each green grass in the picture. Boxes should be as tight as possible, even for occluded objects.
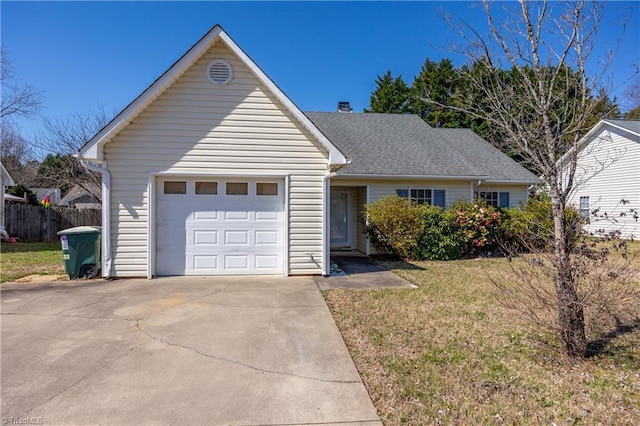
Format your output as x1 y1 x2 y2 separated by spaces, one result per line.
325 254 640 425
1 242 65 282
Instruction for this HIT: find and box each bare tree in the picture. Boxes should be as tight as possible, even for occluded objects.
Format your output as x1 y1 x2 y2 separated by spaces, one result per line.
0 121 37 184
622 76 640 118
33 108 111 200
1 47 42 120
436 1 637 357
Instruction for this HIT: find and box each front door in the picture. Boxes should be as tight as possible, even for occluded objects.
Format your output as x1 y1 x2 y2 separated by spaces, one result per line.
330 191 350 247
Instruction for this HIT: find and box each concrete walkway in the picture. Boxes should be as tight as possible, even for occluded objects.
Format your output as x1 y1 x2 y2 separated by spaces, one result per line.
1 277 381 425
315 255 415 290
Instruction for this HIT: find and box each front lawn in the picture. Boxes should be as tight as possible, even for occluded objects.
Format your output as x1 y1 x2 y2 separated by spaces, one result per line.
325 254 640 425
1 242 65 282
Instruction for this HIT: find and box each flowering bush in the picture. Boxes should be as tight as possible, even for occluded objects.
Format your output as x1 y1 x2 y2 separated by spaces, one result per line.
451 200 502 253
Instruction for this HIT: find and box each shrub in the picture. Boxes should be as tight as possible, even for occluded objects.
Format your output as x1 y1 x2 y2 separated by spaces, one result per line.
415 206 466 260
364 195 426 259
500 194 581 253
451 199 502 255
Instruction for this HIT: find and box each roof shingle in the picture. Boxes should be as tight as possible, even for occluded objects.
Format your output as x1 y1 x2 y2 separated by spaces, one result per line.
305 112 539 183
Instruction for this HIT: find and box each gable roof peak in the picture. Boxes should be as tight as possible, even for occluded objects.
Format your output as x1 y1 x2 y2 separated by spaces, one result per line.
79 24 347 165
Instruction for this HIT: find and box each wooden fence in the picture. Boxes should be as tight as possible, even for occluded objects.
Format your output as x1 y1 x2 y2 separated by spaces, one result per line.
4 204 101 242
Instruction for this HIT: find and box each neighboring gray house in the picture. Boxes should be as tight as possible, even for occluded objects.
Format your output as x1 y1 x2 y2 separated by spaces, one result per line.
31 188 62 206
568 119 640 239
78 25 538 279
58 183 101 209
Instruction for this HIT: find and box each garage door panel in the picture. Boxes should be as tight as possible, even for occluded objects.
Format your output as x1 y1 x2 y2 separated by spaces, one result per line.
255 255 279 270
194 211 219 221
193 230 219 245
256 210 279 221
156 177 284 275
225 230 249 245
225 211 249 221
225 255 249 270
256 230 278 245
193 255 218 270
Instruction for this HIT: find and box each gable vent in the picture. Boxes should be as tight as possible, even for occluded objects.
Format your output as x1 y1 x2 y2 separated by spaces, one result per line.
206 59 233 86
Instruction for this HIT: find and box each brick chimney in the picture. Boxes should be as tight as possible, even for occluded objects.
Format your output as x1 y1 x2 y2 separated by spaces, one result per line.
337 101 352 113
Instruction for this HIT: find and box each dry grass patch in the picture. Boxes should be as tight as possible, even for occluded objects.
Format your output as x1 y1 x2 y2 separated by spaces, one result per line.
1 242 65 282
325 255 640 425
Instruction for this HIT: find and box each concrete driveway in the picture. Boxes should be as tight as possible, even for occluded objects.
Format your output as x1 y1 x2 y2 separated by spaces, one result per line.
1 276 381 425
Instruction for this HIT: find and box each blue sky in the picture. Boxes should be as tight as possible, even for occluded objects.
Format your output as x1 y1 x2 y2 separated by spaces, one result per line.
2 1 638 146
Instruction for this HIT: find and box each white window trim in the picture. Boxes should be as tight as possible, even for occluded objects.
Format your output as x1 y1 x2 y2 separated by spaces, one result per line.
579 196 590 223
398 187 435 205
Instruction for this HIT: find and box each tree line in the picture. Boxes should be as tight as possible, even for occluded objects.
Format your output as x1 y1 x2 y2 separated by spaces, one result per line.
367 61 639 172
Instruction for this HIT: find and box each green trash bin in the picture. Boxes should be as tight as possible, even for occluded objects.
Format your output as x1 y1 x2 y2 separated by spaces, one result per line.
58 226 102 279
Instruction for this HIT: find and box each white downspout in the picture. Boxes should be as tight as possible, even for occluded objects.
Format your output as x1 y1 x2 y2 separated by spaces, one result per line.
471 180 483 202
79 157 112 279
322 171 338 276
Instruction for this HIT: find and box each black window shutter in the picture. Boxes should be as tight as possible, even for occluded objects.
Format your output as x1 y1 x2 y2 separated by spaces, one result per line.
499 192 510 207
396 189 409 198
434 190 446 208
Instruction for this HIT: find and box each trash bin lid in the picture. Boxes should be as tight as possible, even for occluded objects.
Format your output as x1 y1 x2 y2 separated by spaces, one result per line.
57 226 102 236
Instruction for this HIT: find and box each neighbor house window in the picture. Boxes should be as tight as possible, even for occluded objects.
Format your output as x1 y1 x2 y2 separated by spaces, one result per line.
226 182 248 195
164 181 186 194
580 196 590 222
195 181 217 194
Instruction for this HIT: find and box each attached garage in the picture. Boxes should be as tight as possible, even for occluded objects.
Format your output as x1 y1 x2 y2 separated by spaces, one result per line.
78 25 347 278
156 177 285 275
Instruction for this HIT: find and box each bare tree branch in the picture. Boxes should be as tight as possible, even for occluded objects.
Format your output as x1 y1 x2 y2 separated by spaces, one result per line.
0 47 42 121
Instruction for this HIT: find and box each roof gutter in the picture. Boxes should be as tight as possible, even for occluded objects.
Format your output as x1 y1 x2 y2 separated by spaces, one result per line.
481 178 542 185
334 174 489 181
77 156 112 279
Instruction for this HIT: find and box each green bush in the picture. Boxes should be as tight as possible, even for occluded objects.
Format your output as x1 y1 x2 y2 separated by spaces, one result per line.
500 194 581 253
365 195 574 261
364 195 426 259
414 206 466 260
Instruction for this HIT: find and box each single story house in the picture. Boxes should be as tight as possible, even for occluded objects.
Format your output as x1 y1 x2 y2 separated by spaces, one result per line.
58 183 101 209
567 119 639 239
1 161 15 227
79 25 539 279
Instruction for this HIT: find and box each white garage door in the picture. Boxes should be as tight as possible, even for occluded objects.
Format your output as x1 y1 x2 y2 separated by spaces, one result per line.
156 178 285 275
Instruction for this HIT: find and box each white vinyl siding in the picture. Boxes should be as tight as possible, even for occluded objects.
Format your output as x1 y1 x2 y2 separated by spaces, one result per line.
569 127 640 239
104 44 329 277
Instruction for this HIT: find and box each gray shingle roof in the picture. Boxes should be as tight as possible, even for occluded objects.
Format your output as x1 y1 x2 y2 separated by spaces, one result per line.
305 112 539 183
607 119 640 136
